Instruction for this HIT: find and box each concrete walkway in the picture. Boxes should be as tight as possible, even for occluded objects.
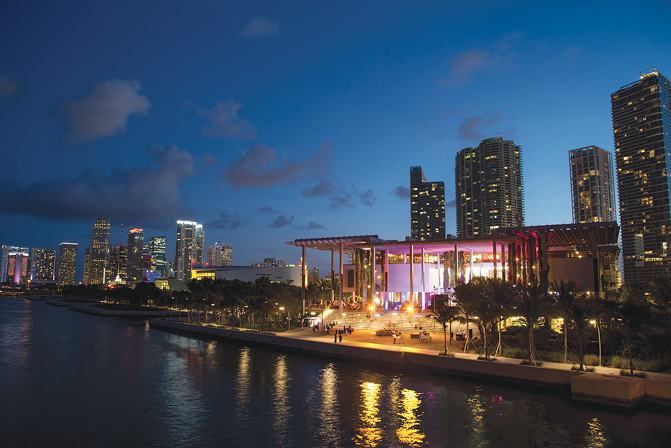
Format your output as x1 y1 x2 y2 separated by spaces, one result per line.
277 327 671 381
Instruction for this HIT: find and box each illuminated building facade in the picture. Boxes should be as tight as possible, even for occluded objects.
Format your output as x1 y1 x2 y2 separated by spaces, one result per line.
58 242 77 285
89 217 110 284
410 166 445 240
174 221 204 281
456 137 524 238
207 241 232 267
611 68 671 281
149 236 166 274
1 246 30 284
126 228 144 282
30 247 56 282
108 244 127 283
569 146 617 223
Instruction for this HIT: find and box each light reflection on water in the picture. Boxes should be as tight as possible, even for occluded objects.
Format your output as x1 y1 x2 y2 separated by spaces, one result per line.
355 382 382 446
1 297 671 448
319 363 340 445
397 388 425 447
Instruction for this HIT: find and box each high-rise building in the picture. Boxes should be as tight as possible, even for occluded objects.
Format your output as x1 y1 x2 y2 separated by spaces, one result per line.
30 247 56 282
58 243 77 285
2 245 28 283
89 217 110 284
410 166 446 240
149 236 166 274
208 241 232 267
83 248 90 285
174 221 204 281
263 257 277 268
611 68 671 281
108 244 127 283
126 228 144 282
1 246 30 284
455 137 524 238
569 146 617 223
308 267 320 284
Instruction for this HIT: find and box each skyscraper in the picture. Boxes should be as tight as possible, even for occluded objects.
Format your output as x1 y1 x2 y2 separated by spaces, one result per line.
127 228 144 282
30 247 56 282
611 68 671 281
2 246 29 284
208 241 232 267
89 217 110 284
174 221 204 281
410 166 446 240
455 137 524 238
149 236 166 274
58 243 77 285
569 146 617 223
108 244 127 283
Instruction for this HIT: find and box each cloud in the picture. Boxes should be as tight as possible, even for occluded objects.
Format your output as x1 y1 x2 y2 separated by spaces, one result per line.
57 79 151 144
424 110 455 130
197 99 257 140
358 190 377 207
329 192 354 210
304 222 324 230
439 49 493 86
256 206 278 214
496 32 526 51
242 17 279 37
206 211 246 230
0 144 194 225
0 74 19 100
302 180 334 197
457 110 504 141
446 199 457 208
391 186 410 200
270 215 294 228
202 153 218 165
220 141 335 189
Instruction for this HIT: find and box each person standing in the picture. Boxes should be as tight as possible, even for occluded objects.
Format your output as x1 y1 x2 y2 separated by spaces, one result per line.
334 330 338 343
338 331 342 343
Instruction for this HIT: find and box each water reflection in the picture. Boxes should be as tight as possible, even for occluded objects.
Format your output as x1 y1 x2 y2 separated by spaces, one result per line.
467 388 487 447
318 363 339 445
234 347 252 426
272 354 292 446
396 388 424 447
355 382 382 447
583 417 609 448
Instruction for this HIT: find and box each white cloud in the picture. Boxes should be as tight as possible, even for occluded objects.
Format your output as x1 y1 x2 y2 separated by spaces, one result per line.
197 99 257 140
58 79 151 144
242 17 279 37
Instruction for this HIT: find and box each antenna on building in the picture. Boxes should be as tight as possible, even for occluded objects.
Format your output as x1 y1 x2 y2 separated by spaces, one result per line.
120 223 123 245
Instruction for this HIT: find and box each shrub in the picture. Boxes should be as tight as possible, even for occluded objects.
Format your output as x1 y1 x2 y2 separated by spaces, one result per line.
583 354 600 366
502 346 527 359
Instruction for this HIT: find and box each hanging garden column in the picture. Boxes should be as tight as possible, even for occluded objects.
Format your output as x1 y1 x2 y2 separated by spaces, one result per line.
339 242 344 315
421 247 426 310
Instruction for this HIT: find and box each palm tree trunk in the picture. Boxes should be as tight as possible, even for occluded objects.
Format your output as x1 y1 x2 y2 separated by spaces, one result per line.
564 320 568 364
627 329 634 376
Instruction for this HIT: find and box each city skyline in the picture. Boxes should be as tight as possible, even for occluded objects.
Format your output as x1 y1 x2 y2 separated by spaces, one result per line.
0 1 669 278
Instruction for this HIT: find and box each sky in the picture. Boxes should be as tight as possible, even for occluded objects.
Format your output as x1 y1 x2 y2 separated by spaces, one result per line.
1 0 670 282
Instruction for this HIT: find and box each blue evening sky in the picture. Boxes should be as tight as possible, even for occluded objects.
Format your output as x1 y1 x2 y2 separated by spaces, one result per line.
1 0 669 280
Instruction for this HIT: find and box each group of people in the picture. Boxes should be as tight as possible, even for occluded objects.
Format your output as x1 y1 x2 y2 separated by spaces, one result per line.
330 325 353 343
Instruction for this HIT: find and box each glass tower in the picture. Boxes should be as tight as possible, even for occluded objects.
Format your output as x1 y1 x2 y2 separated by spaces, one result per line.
89 217 110 284
410 166 445 240
611 68 671 281
455 137 524 238
569 146 617 223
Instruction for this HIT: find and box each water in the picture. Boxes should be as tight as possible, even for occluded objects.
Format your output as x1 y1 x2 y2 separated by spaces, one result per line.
1 297 670 447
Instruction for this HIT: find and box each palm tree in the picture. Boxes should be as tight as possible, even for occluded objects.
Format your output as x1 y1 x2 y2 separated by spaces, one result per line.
432 299 461 356
515 280 551 366
605 281 653 376
551 279 582 364
454 278 486 352
486 278 515 356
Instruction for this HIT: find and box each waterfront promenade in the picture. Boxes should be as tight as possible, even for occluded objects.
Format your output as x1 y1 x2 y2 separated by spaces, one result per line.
151 318 671 409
